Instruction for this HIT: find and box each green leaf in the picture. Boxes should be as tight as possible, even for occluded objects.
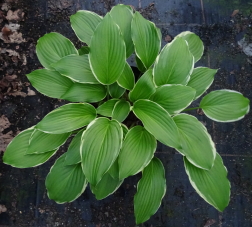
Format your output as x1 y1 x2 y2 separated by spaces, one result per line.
81 118 123 185
36 103 96 134
121 123 128 139
131 12 161 69
61 83 107 103
70 10 102 45
177 31 204 63
135 55 147 73
153 37 194 86
64 129 85 165
110 4 134 57
89 13 126 85
112 100 131 122
26 129 70 154
90 170 123 200
117 63 135 90
173 114 216 170
108 83 125 98
97 99 119 117
118 126 156 179
134 157 166 224
36 32 78 70
149 85 196 114
3 127 57 168
129 69 156 102
51 55 99 84
27 69 73 99
200 89 250 122
187 67 217 100
78 46 90 55
46 154 88 203
133 100 180 149
184 153 230 211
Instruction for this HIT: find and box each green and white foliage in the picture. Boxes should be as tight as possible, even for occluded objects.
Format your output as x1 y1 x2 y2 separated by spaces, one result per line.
3 4 250 225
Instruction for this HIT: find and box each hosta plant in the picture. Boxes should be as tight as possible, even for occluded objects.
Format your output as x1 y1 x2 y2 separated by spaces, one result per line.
3 4 250 224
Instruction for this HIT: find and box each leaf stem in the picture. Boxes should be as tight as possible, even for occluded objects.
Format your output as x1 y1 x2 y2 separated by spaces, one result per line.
183 107 200 111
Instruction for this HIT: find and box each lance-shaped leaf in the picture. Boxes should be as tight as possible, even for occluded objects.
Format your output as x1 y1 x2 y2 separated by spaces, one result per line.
89 13 126 85
134 157 166 224
108 83 125 98
112 100 131 122
3 127 57 168
36 32 78 70
78 46 89 55
118 126 156 179
64 129 85 165
51 55 99 84
187 67 217 100
150 85 196 114
133 100 180 149
97 99 119 117
184 153 230 211
177 31 204 63
131 12 161 69
46 154 88 203
36 103 96 134
153 37 194 86
91 160 123 200
70 10 102 45
200 89 250 122
27 69 73 99
173 114 216 170
117 63 135 90
81 118 123 185
27 130 71 154
110 4 134 57
129 69 156 102
135 55 146 73
61 83 107 103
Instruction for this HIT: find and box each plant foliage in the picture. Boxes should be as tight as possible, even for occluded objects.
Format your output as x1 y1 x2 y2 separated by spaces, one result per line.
3 4 250 224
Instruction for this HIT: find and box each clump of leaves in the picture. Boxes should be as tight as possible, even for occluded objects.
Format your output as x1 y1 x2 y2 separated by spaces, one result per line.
3 4 250 224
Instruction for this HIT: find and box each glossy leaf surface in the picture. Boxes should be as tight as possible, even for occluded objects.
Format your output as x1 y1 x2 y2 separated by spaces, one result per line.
70 10 102 45
173 114 216 170
200 90 250 122
131 12 160 69
118 126 156 179
133 100 180 149
153 37 194 86
36 32 78 70
36 103 96 134
187 67 217 100
3 127 56 168
184 153 230 211
134 157 166 224
81 118 123 185
27 69 73 99
52 55 99 84
150 85 196 114
89 14 126 85
46 154 87 203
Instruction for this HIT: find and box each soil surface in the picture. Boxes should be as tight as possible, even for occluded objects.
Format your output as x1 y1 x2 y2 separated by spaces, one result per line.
0 0 252 226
